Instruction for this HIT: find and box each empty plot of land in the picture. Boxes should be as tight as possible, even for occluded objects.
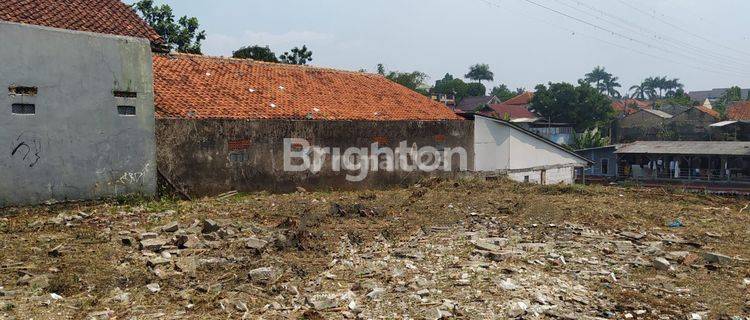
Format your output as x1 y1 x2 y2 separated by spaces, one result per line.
0 179 749 319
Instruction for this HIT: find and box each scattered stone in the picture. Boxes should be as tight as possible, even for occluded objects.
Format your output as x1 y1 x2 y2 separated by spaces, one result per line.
248 267 276 285
621 231 646 240
29 275 50 291
201 219 220 234
161 222 180 233
366 287 385 300
245 237 268 251
176 234 201 249
499 279 519 291
146 283 161 293
307 294 340 310
666 251 690 262
703 252 733 265
140 238 167 252
652 257 672 271
507 300 529 318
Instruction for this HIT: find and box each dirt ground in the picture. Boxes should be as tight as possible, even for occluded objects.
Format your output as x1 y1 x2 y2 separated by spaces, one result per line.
1 178 749 319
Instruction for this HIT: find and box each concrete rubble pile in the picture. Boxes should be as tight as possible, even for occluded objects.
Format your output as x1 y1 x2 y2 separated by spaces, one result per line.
2 190 749 319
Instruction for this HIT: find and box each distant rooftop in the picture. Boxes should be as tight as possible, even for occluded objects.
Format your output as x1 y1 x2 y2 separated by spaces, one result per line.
616 141 750 156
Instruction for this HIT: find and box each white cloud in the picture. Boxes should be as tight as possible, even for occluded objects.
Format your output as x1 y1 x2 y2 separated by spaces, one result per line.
202 30 335 57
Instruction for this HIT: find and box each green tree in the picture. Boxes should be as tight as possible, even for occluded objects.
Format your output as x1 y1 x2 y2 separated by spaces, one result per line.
583 66 621 98
379 64 429 95
466 82 487 97
465 64 494 84
491 84 516 101
723 86 743 103
132 0 206 54
531 81 615 131
232 45 279 62
279 45 313 65
376 64 386 75
433 74 469 100
659 88 692 106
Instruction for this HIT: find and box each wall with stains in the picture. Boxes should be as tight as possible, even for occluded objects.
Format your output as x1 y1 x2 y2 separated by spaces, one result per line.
156 119 473 197
0 22 156 207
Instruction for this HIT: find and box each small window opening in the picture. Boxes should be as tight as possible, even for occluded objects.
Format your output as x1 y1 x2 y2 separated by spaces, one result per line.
117 106 136 116
9 86 38 96
601 159 610 174
12 103 36 114
114 91 137 98
524 176 530 183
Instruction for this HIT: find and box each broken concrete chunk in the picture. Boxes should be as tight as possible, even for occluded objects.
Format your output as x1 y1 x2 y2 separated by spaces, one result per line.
703 252 734 265
146 283 161 293
245 237 268 251
161 222 180 233
652 257 672 271
176 235 201 249
201 219 220 234
248 267 276 285
620 231 646 240
307 293 340 310
140 238 168 252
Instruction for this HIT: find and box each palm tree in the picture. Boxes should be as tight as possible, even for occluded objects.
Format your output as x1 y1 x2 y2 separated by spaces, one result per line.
584 66 621 98
629 84 647 99
602 76 622 98
584 66 609 89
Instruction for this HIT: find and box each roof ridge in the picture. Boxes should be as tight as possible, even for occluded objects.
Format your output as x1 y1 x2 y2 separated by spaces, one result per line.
163 53 383 77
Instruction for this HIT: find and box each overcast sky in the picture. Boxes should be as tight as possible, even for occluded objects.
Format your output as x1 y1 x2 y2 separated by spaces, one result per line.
131 0 750 94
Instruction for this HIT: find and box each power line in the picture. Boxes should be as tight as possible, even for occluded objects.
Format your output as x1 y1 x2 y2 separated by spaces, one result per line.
472 0 750 80
510 0 750 77
615 0 750 58
551 0 750 71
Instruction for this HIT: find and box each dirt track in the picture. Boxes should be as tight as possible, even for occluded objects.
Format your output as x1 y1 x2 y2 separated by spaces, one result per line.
1 178 749 319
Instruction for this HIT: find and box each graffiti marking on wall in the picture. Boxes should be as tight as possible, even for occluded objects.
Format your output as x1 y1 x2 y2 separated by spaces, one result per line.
117 164 151 185
10 133 42 168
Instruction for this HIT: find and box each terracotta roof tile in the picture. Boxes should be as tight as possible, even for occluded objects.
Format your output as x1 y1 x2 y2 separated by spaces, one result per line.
694 105 720 119
0 0 161 43
727 101 750 120
487 104 538 120
152 54 462 121
502 92 534 105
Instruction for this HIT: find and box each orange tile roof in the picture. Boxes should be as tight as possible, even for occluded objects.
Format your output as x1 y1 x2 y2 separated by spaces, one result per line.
695 105 720 119
153 54 462 121
502 92 534 105
0 0 161 43
727 101 750 120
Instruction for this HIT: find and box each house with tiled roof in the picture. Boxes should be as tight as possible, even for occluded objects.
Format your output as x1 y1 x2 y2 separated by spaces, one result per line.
453 96 500 113
153 53 471 196
0 0 163 49
484 92 575 145
727 101 750 121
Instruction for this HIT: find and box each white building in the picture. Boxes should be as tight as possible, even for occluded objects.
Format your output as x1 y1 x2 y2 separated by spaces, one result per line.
472 114 591 185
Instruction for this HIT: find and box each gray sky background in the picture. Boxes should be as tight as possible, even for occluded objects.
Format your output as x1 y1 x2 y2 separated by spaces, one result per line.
130 0 750 94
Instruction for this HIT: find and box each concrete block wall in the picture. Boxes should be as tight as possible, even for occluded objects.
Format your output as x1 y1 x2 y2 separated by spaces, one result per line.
156 119 473 196
0 22 156 207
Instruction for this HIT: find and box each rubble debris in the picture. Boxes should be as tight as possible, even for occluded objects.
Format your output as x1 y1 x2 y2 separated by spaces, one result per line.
201 219 220 234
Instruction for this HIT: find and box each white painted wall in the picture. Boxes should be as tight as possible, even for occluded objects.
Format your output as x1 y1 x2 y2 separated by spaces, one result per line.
474 116 588 185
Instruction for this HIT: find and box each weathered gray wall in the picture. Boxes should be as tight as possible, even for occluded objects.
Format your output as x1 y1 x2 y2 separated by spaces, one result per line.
156 119 473 196
0 22 156 207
